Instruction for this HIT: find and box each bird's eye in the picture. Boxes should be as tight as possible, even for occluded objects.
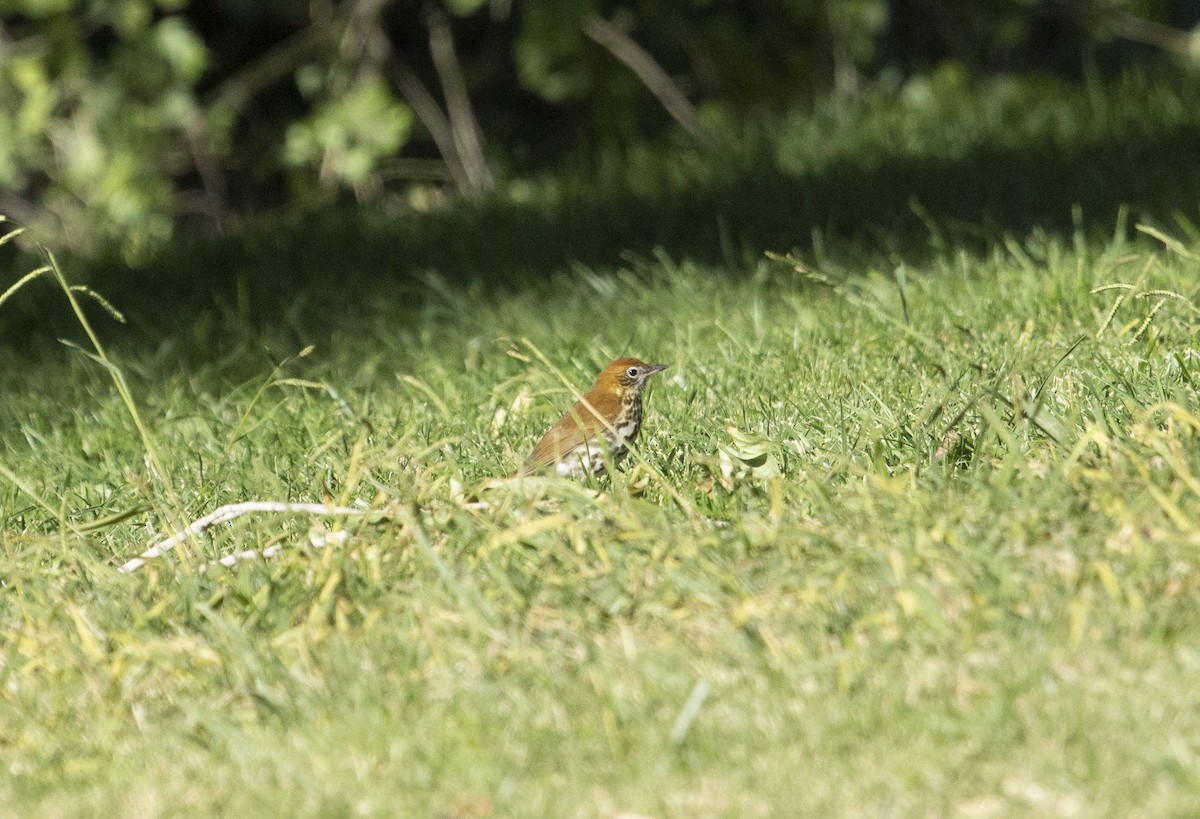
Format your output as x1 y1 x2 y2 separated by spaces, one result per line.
626 367 640 378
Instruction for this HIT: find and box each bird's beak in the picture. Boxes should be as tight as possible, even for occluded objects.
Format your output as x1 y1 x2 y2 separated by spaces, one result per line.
648 363 669 375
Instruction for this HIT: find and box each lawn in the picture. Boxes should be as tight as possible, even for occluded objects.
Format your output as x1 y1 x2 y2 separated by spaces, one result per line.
3 69 1200 816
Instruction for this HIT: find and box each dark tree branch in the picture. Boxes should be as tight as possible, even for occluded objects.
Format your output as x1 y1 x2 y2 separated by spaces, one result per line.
342 0 392 69
584 15 712 144
425 3 493 202
1110 13 1194 55
180 118 231 233
389 61 476 197
209 23 336 111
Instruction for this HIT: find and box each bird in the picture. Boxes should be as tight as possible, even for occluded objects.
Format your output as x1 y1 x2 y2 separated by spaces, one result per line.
523 357 668 477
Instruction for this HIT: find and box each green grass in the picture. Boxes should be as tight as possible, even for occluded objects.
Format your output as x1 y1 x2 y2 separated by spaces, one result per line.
4 70 1200 816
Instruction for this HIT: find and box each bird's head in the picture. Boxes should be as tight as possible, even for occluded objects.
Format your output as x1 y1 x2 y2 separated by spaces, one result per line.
593 357 669 398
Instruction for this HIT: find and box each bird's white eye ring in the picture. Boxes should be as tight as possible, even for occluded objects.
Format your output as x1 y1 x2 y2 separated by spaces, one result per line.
627 367 640 378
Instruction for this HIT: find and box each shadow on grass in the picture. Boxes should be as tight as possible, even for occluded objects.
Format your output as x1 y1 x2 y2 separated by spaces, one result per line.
3 70 1200 347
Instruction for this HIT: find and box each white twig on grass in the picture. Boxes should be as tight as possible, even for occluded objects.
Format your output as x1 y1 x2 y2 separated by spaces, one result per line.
119 502 372 573
196 529 349 573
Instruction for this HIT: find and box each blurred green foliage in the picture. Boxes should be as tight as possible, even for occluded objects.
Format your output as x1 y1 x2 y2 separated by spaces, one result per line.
0 2 208 259
0 0 1196 261
283 76 414 204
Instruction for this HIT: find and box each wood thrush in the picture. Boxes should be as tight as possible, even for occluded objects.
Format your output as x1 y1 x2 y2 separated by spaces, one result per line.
523 357 668 477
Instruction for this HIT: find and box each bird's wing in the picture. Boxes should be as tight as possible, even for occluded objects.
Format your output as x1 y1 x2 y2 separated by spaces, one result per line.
525 400 603 468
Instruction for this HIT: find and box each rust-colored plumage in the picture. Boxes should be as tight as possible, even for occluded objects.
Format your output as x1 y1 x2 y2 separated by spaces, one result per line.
523 357 668 477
